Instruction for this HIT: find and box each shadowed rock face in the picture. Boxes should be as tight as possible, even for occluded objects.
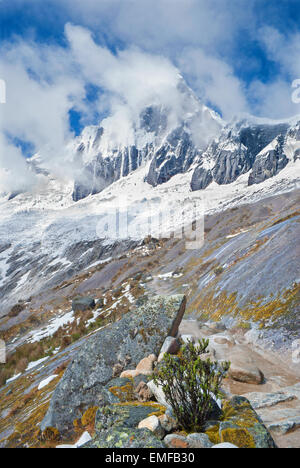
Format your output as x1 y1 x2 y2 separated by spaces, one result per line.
191 122 291 191
41 294 186 433
72 145 149 202
248 135 289 186
146 127 200 187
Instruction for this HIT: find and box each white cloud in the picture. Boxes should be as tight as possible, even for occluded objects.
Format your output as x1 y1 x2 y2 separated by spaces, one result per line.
178 48 248 119
0 22 225 192
1 2 300 192
248 27 300 119
0 38 88 191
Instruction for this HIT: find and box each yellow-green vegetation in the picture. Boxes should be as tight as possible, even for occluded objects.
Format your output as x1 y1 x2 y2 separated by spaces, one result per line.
192 283 299 329
0 278 146 385
205 425 220 445
240 283 300 326
0 366 67 448
114 401 167 417
81 407 99 428
109 382 136 402
205 400 262 448
190 289 239 322
115 401 166 412
220 427 255 448
220 401 237 421
271 210 300 227
40 427 60 442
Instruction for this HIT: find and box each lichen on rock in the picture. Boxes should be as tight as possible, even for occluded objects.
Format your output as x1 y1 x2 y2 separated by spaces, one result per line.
41 295 186 434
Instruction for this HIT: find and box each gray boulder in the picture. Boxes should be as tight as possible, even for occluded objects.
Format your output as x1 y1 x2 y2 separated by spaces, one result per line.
95 403 164 433
83 428 166 448
218 396 277 448
41 295 186 433
72 296 95 312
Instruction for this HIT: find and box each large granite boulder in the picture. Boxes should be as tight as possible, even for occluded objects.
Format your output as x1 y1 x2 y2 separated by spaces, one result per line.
41 295 186 433
83 428 166 448
206 396 277 448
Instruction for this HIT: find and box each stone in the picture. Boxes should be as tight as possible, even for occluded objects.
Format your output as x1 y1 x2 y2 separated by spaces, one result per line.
187 433 213 448
268 417 300 435
56 444 76 449
191 166 213 191
112 363 124 378
158 337 180 362
219 396 277 448
248 135 289 186
41 295 186 433
95 403 164 433
120 370 140 379
138 415 165 439
212 443 238 449
84 428 166 448
256 407 300 435
72 296 95 312
282 383 300 399
135 381 153 403
160 336 181 354
205 322 227 332
229 363 264 385
164 434 189 449
136 354 156 374
147 380 169 407
159 407 178 432
226 349 265 385
213 336 235 346
243 391 296 410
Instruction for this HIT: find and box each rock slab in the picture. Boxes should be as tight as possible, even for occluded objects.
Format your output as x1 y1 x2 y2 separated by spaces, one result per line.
41 295 186 433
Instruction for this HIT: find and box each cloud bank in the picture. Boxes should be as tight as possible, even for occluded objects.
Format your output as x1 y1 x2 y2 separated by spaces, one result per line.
0 0 299 193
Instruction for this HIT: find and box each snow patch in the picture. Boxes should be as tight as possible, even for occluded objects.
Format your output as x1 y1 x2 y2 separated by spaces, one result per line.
38 374 58 390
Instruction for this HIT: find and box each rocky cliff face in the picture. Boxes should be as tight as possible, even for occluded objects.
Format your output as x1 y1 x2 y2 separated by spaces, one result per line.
72 110 299 200
191 121 294 191
69 80 222 201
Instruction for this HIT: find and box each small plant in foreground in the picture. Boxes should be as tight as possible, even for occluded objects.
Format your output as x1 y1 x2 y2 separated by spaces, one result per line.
153 339 230 432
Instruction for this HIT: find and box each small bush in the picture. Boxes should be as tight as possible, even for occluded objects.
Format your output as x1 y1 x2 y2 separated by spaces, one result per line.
153 339 230 432
40 427 60 442
8 303 25 318
214 266 224 276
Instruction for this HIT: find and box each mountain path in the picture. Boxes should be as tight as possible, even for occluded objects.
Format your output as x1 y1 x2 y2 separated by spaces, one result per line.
179 319 300 448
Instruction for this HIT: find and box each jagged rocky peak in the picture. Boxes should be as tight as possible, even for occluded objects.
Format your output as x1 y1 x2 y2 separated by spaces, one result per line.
191 118 295 191
70 78 299 201
71 79 223 201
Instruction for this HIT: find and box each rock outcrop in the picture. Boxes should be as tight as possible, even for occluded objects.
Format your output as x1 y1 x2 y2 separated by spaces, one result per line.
205 396 277 449
191 121 291 191
41 295 186 433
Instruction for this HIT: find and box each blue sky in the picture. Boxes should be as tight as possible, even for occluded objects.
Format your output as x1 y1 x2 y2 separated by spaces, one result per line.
0 0 299 189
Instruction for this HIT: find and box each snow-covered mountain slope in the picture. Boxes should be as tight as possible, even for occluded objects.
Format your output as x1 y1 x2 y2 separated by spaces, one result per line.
0 147 299 317
0 75 299 316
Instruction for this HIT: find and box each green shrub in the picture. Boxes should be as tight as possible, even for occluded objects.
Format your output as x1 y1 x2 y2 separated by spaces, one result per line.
214 266 224 276
153 339 230 432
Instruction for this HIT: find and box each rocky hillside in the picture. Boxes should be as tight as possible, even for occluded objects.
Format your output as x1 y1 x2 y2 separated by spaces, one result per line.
0 189 299 448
